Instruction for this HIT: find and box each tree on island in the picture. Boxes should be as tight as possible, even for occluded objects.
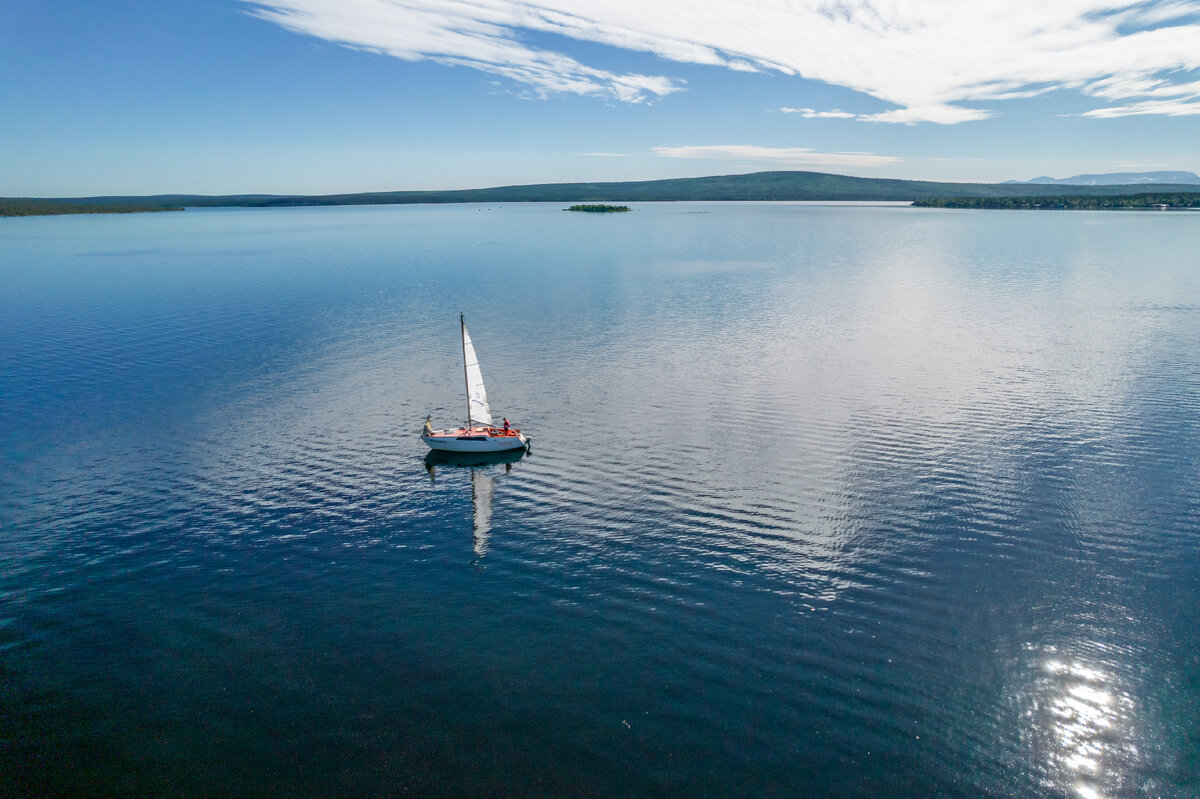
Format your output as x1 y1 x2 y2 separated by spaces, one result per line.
565 204 631 212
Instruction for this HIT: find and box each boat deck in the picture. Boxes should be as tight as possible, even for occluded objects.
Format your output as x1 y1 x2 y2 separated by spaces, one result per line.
425 426 522 440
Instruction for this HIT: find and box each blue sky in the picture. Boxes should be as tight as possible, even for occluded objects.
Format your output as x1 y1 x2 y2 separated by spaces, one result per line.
3 0 1199 196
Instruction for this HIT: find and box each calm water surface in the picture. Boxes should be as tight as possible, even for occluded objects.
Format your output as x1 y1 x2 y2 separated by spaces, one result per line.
2 203 1198 797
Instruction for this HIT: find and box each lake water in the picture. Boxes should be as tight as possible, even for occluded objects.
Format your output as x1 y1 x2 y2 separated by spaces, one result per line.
2 202 1198 797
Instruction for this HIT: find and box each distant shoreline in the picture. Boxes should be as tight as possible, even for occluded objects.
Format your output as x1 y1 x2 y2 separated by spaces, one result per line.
5 171 1200 216
0 200 184 217
914 193 1200 210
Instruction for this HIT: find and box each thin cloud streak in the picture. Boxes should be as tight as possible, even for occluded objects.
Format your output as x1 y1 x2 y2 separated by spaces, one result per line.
782 108 858 119
652 145 902 168
1083 98 1200 118
244 1 1200 123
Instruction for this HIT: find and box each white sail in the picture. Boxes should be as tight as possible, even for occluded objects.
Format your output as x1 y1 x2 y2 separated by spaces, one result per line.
462 322 493 426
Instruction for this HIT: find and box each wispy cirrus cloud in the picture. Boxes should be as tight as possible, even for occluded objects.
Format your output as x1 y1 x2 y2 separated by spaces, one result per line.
243 0 684 102
781 108 858 119
243 1 1200 123
1082 77 1200 117
652 145 901 169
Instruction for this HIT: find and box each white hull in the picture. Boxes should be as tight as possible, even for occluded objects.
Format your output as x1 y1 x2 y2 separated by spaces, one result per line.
423 431 529 453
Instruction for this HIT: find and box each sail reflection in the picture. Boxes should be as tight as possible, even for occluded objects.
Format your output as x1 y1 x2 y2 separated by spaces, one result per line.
425 448 527 559
471 468 493 557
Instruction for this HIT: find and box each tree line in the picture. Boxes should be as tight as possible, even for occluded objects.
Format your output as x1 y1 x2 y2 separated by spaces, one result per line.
912 193 1200 210
0 199 183 216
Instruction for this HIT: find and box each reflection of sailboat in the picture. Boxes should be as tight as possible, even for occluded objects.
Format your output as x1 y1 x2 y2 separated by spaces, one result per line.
470 468 493 558
424 448 527 559
422 314 530 453
424 448 528 469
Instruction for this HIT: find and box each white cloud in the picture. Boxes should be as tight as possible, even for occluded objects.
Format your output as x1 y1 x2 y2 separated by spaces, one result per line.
244 1 1200 123
779 104 992 124
243 0 684 103
1083 98 1200 118
859 105 994 125
652 145 901 168
1081 75 1200 117
781 108 858 119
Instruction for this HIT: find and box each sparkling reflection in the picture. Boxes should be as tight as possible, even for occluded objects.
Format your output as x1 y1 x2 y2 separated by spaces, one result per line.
1024 650 1141 799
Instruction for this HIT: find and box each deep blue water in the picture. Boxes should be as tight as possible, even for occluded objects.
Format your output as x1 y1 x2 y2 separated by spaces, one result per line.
2 203 1199 797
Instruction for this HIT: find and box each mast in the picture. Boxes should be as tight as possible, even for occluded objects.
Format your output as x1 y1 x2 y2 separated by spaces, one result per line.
461 312 471 429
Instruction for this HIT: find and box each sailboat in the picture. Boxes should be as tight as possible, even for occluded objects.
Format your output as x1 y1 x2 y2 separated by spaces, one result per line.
422 314 530 453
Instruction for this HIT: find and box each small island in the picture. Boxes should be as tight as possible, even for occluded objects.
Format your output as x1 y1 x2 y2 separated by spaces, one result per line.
565 204 631 213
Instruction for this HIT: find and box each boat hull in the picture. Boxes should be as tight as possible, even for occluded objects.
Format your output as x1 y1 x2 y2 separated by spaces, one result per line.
422 432 529 453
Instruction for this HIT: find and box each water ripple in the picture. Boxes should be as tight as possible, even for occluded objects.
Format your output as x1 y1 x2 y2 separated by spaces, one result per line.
3 204 1198 796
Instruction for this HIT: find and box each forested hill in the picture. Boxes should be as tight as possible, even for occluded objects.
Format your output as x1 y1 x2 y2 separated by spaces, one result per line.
6 171 1200 214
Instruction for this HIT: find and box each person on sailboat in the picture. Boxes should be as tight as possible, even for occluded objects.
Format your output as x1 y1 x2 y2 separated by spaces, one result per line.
502 418 510 434
423 415 434 437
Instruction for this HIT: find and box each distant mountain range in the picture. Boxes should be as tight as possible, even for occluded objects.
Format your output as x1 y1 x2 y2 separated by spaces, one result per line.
1008 171 1200 186
6 170 1200 215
